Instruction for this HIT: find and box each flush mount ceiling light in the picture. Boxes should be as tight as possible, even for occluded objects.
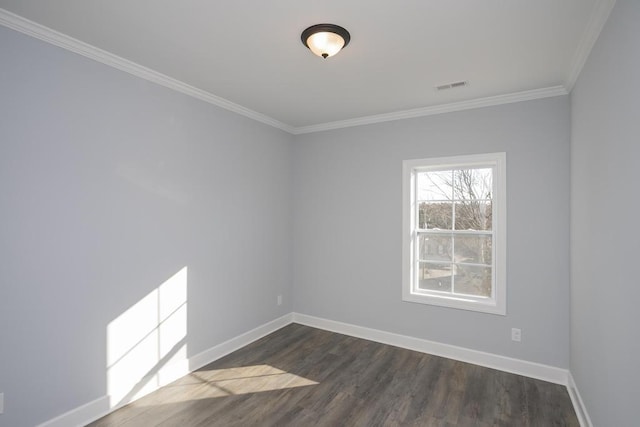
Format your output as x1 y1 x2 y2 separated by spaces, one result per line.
301 24 351 59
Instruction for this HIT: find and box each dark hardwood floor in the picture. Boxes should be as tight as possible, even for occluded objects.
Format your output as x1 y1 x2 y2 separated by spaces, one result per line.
89 323 579 426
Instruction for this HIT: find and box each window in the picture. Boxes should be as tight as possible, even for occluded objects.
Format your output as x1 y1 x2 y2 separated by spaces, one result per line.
402 153 506 315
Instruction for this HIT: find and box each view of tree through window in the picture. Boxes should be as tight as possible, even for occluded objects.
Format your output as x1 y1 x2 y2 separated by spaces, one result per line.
416 168 493 297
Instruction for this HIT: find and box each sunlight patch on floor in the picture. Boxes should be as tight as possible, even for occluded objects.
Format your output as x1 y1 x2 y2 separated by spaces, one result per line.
136 364 318 405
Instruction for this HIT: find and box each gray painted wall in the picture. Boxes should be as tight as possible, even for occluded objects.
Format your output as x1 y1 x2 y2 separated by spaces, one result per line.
0 27 293 427
292 96 571 368
571 1 640 425
9 4 634 423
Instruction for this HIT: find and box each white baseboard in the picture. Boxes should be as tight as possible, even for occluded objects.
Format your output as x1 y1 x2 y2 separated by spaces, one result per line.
37 396 110 427
37 313 293 427
188 313 293 372
39 312 581 427
567 372 593 427
292 312 569 386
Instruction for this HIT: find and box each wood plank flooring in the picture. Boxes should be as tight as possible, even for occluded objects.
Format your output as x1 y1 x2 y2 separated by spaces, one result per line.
89 324 579 426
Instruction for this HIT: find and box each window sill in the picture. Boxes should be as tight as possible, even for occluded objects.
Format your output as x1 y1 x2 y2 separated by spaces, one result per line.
402 291 506 315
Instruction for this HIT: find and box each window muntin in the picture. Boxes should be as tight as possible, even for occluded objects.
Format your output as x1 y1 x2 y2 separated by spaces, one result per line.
402 153 506 315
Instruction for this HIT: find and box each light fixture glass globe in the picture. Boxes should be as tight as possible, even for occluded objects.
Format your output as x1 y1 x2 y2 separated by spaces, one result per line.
301 24 350 59
306 31 345 58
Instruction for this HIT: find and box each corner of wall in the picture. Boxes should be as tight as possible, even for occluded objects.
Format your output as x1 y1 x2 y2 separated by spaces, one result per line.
567 372 593 427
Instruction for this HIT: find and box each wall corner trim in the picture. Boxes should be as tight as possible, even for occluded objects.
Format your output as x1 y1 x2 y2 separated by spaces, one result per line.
567 372 594 427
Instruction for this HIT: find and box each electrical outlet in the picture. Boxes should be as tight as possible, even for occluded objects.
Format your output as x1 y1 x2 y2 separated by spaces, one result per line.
511 328 522 342
0 392 4 414
277 295 282 306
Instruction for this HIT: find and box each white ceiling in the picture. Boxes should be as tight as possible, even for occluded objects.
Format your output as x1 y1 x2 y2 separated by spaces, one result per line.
0 1 614 133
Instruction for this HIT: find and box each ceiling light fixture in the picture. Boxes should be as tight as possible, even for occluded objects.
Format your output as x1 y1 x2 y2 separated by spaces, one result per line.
301 24 351 59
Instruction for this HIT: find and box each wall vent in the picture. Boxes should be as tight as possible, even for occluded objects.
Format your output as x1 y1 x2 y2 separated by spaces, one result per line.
436 81 468 91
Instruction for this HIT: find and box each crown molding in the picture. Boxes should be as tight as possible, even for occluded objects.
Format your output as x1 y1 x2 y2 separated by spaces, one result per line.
292 86 569 134
1 7 573 136
565 0 617 92
0 8 296 134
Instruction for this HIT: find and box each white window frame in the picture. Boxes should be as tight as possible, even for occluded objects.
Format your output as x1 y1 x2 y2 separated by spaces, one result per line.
402 152 506 315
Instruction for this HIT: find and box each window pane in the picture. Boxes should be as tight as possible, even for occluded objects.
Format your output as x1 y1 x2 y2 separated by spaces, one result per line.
419 233 452 262
454 200 492 231
418 262 452 292
453 264 491 297
417 171 452 201
454 235 492 265
404 153 505 314
453 168 492 201
419 202 452 229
